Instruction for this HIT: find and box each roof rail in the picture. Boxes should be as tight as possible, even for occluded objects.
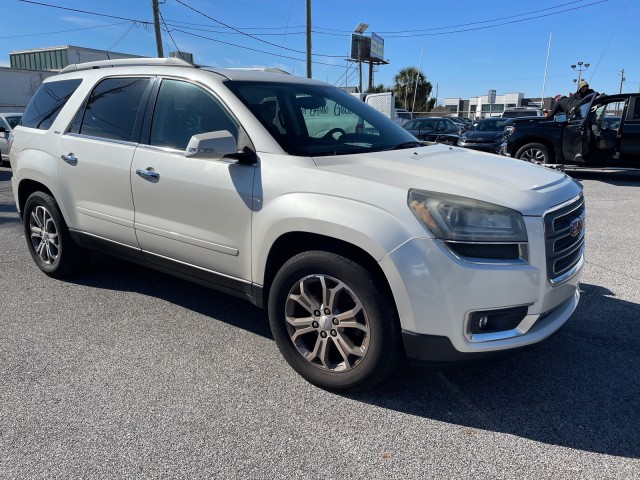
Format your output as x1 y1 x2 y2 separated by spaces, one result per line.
223 67 291 75
60 57 194 74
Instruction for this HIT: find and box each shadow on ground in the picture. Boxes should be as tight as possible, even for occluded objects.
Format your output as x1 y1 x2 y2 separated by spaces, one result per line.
567 167 640 186
65 254 639 459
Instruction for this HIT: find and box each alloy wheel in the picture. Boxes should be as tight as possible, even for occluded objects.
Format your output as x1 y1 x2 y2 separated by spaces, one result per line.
29 205 60 265
284 274 370 372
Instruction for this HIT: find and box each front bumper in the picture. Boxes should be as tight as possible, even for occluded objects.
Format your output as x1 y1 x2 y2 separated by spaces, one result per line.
379 219 582 360
401 290 578 363
457 140 502 152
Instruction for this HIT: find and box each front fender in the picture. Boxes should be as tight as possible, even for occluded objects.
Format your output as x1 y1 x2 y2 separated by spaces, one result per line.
252 192 419 285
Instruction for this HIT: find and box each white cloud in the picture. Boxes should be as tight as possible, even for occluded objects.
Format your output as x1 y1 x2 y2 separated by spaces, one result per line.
59 15 105 28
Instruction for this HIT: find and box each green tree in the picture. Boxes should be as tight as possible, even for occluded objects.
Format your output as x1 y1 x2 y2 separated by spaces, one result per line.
366 83 389 94
392 67 433 113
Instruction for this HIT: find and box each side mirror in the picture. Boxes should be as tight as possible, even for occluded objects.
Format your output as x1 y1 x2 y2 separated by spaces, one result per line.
185 130 237 159
0 127 6 133
555 113 568 123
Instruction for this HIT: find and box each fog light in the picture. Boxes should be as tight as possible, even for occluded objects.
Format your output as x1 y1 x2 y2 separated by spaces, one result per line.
468 306 528 335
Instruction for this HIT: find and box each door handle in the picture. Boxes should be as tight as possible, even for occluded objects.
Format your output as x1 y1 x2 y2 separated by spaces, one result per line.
136 168 160 180
61 153 78 165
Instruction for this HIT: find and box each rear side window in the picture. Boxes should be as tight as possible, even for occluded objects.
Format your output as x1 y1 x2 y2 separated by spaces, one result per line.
71 77 150 142
20 79 82 130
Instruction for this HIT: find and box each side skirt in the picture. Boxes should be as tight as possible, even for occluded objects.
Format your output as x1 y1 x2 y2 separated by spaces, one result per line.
70 230 264 308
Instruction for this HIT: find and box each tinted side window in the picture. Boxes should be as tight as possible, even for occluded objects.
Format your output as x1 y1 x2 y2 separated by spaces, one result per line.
632 99 640 121
572 101 591 121
21 79 82 130
150 79 238 150
75 77 149 141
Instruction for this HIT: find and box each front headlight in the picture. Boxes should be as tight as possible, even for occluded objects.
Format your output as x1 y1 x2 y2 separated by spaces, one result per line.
407 190 527 242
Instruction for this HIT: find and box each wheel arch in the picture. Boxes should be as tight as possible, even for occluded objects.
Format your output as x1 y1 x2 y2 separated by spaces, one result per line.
260 232 397 316
18 179 56 219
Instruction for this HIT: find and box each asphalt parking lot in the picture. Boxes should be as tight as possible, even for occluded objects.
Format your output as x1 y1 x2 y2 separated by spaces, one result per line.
1 165 639 479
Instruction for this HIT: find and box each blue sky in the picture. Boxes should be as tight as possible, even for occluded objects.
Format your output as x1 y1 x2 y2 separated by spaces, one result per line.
2 0 637 102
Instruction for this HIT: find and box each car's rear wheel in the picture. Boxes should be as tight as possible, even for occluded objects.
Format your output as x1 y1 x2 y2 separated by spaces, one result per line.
23 192 89 278
268 250 402 392
515 143 551 164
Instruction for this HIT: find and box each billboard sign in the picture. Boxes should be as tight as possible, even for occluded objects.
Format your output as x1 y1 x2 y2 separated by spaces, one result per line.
350 34 371 60
370 33 384 60
488 89 496 104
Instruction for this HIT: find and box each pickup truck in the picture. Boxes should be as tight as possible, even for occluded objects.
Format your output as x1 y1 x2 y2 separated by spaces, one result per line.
503 93 640 168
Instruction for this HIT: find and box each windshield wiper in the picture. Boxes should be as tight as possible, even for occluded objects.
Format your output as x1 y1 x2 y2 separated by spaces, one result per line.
380 141 423 151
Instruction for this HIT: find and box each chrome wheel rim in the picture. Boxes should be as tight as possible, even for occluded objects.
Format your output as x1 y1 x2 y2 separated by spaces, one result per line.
521 148 546 162
284 274 370 372
29 205 59 265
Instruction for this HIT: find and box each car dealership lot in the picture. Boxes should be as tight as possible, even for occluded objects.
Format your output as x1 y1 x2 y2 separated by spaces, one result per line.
1 165 639 478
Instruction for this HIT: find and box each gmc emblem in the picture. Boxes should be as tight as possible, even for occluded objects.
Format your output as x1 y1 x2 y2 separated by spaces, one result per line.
570 214 585 237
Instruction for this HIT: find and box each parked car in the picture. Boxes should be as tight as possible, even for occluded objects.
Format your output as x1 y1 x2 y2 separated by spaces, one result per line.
458 117 511 153
449 116 470 133
504 93 640 168
0 112 22 165
10 58 584 391
395 108 412 126
403 117 461 143
501 107 543 118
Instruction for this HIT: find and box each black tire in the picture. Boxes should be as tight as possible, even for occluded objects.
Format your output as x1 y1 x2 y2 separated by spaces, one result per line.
268 250 402 392
23 191 90 278
515 143 551 164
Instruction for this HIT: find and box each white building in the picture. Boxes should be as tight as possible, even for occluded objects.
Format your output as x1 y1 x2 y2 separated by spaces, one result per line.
9 45 142 71
1 46 144 113
444 92 525 119
0 67 57 113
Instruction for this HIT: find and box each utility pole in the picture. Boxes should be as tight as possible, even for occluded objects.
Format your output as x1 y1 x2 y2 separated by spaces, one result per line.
306 0 312 78
151 0 164 58
619 69 625 94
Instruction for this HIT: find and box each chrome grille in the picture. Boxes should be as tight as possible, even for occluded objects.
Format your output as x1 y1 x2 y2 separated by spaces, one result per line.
544 194 585 284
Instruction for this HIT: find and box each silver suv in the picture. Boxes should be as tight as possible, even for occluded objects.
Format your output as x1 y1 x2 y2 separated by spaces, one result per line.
1 112 22 165
10 58 585 391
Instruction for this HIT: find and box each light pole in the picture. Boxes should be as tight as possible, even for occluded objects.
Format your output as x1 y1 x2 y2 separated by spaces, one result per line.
353 23 368 93
571 61 590 85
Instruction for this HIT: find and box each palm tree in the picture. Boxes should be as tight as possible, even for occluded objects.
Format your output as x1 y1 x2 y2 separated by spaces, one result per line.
392 67 433 113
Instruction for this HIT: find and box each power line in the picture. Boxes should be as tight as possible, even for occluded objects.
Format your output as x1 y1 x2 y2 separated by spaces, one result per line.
159 10 180 53
172 28 342 68
174 0 343 58
277 0 295 68
0 21 132 39
17 0 151 25
317 0 597 35
367 0 608 38
107 22 137 51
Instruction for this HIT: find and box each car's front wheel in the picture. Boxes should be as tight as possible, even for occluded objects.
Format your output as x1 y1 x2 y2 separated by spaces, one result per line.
23 191 89 278
515 143 551 164
268 250 402 392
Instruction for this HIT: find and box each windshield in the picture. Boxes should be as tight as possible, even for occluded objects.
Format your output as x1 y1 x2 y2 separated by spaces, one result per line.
225 81 418 156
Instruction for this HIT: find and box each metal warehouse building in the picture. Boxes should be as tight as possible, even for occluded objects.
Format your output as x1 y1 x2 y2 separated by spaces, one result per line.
9 45 142 71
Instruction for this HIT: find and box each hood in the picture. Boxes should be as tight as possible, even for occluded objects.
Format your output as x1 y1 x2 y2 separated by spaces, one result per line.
463 130 504 140
313 144 581 216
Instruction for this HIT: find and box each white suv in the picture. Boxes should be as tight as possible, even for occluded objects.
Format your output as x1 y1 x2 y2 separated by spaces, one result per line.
9 58 585 391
